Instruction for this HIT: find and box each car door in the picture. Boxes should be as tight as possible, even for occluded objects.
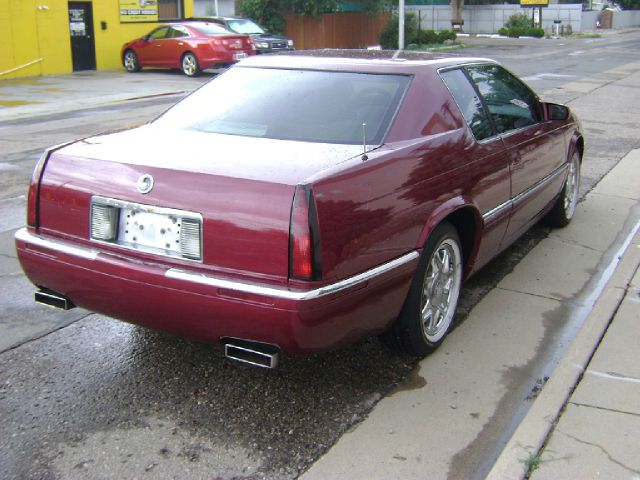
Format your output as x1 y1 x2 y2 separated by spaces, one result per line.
465 64 567 245
137 26 171 66
439 68 512 271
164 25 192 67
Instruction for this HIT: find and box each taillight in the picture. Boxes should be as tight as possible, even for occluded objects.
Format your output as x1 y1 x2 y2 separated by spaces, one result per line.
27 149 52 227
289 184 322 281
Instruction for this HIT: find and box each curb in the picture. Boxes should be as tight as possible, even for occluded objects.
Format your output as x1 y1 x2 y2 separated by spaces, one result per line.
486 222 640 479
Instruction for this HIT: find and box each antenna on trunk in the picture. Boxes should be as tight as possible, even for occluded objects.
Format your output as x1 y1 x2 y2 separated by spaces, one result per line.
361 122 368 161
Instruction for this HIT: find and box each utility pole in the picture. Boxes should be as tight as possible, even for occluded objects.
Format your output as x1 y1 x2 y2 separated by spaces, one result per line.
399 0 405 50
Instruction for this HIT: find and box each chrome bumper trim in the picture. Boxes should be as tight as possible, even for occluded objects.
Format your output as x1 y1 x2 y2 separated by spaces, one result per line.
167 252 420 301
15 228 98 261
15 227 419 302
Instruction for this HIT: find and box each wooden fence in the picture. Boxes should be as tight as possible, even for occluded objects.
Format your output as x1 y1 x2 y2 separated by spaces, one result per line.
284 12 391 50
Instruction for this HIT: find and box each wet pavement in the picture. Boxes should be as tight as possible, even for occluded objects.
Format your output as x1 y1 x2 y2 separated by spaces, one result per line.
0 317 417 479
1 31 640 480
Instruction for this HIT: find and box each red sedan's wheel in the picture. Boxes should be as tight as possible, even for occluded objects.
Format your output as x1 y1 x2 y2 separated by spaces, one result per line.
123 50 141 73
181 53 201 77
382 222 463 356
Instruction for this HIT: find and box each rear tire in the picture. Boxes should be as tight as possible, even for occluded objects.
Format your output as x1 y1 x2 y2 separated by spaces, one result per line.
181 53 200 77
123 50 141 73
382 222 463 356
547 151 581 227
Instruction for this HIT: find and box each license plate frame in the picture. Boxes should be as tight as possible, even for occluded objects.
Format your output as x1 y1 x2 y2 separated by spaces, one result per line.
90 196 202 262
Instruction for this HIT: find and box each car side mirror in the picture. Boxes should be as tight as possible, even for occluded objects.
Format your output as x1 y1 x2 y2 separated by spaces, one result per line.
142 35 150 42
544 102 570 121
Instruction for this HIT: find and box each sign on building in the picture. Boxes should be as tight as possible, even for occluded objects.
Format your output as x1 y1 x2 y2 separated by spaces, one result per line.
120 0 159 22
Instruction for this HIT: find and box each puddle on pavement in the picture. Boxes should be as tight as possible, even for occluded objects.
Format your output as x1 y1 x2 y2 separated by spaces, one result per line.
0 100 44 107
390 367 427 395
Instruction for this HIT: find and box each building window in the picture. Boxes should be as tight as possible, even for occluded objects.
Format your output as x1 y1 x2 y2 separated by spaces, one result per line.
158 0 183 20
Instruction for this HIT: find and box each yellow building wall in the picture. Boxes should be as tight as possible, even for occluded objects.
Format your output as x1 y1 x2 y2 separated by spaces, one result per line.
0 0 194 79
0 0 64 78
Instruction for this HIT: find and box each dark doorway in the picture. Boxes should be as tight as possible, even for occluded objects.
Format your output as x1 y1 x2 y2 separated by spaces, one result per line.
68 2 96 71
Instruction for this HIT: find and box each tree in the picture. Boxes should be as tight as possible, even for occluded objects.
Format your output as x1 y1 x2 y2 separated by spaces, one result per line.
618 0 640 9
450 0 464 29
238 0 394 33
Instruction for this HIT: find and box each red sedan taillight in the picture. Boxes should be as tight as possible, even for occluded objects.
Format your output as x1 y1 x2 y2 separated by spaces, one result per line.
289 184 322 281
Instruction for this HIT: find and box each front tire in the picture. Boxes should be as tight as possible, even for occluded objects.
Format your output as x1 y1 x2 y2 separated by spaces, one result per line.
123 50 141 73
547 151 581 227
383 222 463 356
181 53 200 77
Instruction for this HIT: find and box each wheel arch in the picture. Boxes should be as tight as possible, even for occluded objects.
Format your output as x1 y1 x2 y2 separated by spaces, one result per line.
570 133 584 163
416 199 483 279
122 48 135 63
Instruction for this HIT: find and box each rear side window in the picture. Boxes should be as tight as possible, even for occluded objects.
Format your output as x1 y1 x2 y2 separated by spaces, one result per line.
440 69 493 141
169 26 189 38
466 65 541 134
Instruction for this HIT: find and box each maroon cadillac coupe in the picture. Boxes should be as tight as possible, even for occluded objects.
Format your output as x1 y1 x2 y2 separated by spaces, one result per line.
15 54 583 368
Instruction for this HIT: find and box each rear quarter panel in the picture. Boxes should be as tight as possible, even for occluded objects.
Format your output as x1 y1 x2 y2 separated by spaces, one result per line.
312 68 511 282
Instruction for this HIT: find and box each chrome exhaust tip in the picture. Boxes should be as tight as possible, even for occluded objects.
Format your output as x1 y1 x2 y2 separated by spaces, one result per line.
35 288 75 310
222 338 280 369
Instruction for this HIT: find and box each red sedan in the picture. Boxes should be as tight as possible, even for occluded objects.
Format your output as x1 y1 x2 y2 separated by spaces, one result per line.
121 21 255 76
16 54 583 368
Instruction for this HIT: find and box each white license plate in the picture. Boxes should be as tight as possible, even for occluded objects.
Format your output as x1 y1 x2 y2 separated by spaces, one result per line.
234 53 248 61
118 207 182 254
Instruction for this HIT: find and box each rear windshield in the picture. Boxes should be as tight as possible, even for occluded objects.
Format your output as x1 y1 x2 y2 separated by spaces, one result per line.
154 67 410 145
227 19 264 34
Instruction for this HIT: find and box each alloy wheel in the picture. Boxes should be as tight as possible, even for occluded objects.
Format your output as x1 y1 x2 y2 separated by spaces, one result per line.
421 238 462 343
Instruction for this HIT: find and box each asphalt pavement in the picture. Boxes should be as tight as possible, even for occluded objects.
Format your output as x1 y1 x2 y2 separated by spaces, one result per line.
0 69 209 123
1 41 639 479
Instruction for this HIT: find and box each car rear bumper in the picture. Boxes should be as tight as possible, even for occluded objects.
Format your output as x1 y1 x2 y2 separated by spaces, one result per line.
199 50 254 68
256 47 294 54
15 228 418 355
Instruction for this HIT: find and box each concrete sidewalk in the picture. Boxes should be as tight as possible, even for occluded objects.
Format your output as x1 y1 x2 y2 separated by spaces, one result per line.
531 256 640 478
487 151 640 480
0 69 209 122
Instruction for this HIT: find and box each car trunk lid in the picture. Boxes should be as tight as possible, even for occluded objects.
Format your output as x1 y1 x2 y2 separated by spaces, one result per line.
35 126 363 279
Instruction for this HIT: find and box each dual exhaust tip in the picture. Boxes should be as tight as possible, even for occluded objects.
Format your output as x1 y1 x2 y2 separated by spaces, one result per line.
35 287 75 310
223 338 280 369
34 288 280 369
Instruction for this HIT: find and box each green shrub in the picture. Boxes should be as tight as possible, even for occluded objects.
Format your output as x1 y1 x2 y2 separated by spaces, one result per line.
504 13 531 30
499 14 545 38
415 29 439 45
528 27 545 37
379 13 418 49
437 30 457 42
237 0 285 34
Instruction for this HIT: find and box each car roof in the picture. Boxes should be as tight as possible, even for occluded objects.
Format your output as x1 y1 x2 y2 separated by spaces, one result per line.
236 52 497 74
